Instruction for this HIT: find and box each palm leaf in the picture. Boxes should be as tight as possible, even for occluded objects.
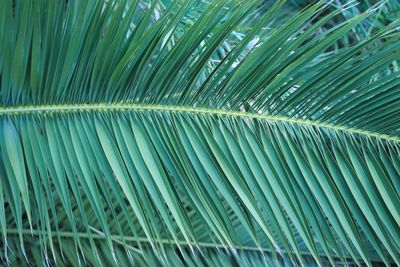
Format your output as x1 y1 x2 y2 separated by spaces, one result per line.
0 0 399 266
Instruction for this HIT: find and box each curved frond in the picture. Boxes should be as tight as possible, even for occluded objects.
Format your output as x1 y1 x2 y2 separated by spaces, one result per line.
0 0 399 266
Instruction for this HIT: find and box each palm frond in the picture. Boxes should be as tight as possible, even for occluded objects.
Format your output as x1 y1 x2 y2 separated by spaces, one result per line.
0 0 399 266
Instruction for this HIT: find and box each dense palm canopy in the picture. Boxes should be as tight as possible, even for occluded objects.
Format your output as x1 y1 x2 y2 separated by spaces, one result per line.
0 0 400 266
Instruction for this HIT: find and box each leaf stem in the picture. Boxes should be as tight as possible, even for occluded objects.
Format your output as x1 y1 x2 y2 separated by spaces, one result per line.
0 103 398 143
2 228 353 263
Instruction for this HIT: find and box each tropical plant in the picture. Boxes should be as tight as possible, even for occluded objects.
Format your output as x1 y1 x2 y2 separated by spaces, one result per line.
0 0 399 266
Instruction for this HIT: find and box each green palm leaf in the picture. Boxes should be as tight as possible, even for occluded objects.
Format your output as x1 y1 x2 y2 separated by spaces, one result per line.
1 0 399 266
